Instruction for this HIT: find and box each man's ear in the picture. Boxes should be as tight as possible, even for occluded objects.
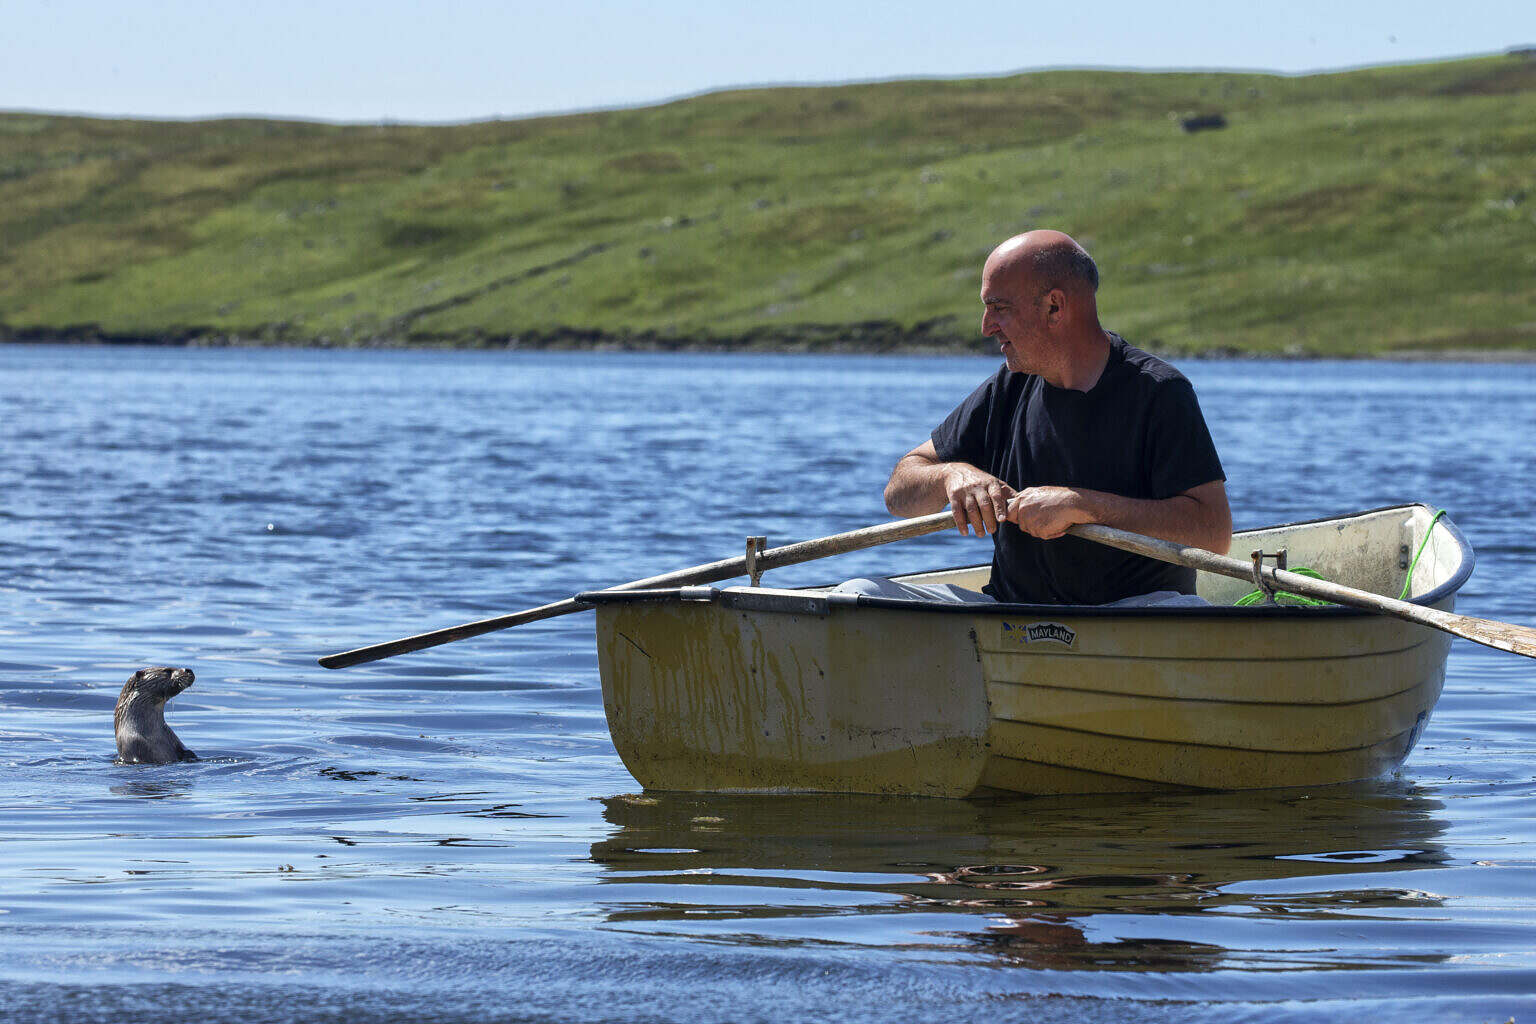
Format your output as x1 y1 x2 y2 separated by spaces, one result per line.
1043 287 1068 324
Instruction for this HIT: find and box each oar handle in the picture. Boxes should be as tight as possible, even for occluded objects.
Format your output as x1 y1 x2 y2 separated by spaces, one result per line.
319 510 956 669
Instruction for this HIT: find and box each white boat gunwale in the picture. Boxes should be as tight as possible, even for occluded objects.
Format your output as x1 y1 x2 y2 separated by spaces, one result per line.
578 503 1474 617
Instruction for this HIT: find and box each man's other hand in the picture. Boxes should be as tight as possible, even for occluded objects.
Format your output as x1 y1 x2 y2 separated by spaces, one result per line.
944 467 1017 536
1006 486 1094 539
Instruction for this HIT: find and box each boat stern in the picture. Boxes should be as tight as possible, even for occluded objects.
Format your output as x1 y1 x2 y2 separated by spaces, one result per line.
590 587 992 797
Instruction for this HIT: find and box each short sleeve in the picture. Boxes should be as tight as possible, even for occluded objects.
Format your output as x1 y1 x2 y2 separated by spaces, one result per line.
1144 380 1225 498
931 373 1000 469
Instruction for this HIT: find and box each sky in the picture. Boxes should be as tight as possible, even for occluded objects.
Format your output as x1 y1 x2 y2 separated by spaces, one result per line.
3 0 1533 123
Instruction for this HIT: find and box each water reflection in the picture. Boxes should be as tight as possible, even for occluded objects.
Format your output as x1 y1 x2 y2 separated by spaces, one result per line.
973 920 1227 972
591 783 1449 972
108 777 195 800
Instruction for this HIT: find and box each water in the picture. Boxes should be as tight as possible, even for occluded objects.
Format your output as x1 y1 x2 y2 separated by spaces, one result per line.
1 344 1534 1022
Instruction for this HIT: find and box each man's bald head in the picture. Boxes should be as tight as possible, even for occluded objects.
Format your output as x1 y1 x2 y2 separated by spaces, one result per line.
985 230 1099 298
980 230 1109 387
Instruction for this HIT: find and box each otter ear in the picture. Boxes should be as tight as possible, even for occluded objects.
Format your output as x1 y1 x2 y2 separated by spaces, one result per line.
127 669 145 684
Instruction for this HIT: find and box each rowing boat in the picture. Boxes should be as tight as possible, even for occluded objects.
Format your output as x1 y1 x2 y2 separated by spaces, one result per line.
580 504 1471 797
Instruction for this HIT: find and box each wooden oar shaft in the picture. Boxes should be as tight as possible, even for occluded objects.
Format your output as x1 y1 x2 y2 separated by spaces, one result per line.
1070 523 1536 660
319 511 956 669
323 513 1536 669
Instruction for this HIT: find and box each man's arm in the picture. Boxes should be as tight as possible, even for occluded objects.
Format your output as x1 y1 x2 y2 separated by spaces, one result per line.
884 440 1017 537
1006 479 1233 554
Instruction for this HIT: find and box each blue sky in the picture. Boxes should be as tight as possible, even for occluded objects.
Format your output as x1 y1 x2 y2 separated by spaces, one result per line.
4 0 1532 123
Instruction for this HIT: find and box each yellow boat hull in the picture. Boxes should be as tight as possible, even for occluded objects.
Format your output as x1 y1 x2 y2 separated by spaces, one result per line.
590 505 1467 797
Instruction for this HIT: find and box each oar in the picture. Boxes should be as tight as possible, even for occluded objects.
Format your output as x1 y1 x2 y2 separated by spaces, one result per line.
321 512 1536 670
318 510 957 669
1070 523 1536 659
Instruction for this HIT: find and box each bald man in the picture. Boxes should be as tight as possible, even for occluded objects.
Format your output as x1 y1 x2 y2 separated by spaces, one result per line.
880 231 1231 605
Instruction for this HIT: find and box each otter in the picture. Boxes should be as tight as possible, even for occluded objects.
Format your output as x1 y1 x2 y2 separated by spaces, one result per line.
115 666 198 764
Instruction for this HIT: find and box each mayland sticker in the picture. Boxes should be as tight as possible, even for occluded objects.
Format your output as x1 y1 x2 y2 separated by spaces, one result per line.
1000 621 1077 648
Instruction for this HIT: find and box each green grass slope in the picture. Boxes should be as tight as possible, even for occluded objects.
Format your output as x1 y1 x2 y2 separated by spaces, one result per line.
3 54 1533 355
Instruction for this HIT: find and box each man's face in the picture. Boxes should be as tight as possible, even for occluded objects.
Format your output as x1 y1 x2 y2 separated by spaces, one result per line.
980 259 1047 374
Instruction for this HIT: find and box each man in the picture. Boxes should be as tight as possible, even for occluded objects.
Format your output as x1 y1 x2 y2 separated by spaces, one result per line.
880 230 1230 605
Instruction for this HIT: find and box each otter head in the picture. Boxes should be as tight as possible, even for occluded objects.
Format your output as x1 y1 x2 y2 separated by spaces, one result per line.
115 667 197 764
117 666 195 708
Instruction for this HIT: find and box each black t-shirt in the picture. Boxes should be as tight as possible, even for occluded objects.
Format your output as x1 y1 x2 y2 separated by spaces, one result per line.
931 334 1225 605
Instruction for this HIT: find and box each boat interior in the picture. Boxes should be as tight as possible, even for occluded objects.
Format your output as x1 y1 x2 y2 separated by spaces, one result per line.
881 504 1472 608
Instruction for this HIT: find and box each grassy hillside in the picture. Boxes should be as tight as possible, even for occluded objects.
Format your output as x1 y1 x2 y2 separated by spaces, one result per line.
2 54 1533 355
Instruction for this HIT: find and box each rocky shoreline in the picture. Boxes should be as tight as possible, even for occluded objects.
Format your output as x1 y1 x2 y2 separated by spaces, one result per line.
3 321 1533 361
1 319 980 353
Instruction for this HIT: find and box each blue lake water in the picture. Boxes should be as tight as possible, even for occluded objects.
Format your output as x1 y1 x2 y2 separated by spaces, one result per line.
1 343 1534 1023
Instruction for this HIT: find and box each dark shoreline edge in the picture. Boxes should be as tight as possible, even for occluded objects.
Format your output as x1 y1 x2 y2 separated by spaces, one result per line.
3 321 1534 362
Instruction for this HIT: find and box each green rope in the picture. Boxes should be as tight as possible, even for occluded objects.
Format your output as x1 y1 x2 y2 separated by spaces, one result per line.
1235 566 1332 607
1234 509 1446 607
1398 509 1447 601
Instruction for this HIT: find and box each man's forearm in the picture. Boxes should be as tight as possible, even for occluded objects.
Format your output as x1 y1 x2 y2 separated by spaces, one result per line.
1011 483 1232 554
1081 490 1231 554
886 441 1017 536
884 454 953 516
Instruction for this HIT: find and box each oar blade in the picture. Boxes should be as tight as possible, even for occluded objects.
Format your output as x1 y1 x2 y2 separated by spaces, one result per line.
1441 612 1536 660
318 598 583 669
